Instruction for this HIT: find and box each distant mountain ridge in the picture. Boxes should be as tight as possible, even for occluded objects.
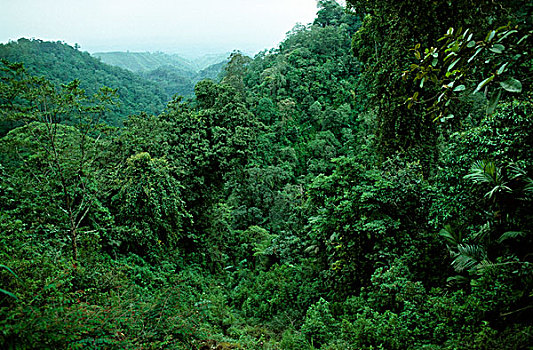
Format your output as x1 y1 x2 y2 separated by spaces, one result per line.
93 51 229 73
93 51 229 97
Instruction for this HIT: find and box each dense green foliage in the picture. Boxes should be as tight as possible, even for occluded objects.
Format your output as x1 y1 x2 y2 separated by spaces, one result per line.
1 0 532 348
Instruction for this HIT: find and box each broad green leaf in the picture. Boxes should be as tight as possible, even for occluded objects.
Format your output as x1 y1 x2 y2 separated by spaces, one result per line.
444 52 457 62
489 44 505 53
486 30 496 42
517 34 529 45
439 113 454 123
468 47 483 63
447 275 469 285
474 75 494 94
443 81 455 89
499 78 522 93
447 58 460 72
453 85 466 92
497 29 517 42
497 62 509 75
467 40 476 48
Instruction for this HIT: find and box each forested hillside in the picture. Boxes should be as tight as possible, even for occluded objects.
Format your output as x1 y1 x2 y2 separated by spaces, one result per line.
94 51 228 73
0 39 169 127
0 1 532 349
93 51 199 72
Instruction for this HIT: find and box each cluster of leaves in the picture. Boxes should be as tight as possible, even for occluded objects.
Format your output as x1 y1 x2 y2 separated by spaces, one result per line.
405 25 531 121
347 0 531 163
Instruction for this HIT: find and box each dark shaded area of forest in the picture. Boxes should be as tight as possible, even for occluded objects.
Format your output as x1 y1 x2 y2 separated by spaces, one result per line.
0 1 532 349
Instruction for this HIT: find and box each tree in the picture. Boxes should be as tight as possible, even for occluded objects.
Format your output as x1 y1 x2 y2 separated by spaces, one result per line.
111 152 191 254
0 60 116 262
221 51 252 96
314 0 344 27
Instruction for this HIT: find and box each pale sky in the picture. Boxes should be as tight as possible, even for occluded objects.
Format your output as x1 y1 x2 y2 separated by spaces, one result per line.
0 0 329 56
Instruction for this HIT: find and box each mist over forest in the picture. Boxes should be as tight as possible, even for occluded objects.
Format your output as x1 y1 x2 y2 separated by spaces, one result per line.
0 1 532 349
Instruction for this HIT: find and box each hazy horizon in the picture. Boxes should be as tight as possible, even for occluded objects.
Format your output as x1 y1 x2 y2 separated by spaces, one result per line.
0 0 337 57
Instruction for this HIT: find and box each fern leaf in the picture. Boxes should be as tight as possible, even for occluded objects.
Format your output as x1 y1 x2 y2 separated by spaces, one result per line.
472 222 491 243
439 225 461 245
497 231 526 243
452 244 487 272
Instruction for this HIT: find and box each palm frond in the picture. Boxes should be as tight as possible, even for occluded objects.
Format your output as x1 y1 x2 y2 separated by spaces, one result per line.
452 244 487 272
464 160 512 200
0 264 23 300
475 259 494 273
472 221 492 244
439 224 462 246
464 160 495 184
508 163 527 181
524 178 533 196
497 231 526 243
484 183 511 200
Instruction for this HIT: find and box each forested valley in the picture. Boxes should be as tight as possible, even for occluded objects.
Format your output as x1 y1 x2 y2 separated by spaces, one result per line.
93 51 228 98
0 1 532 349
